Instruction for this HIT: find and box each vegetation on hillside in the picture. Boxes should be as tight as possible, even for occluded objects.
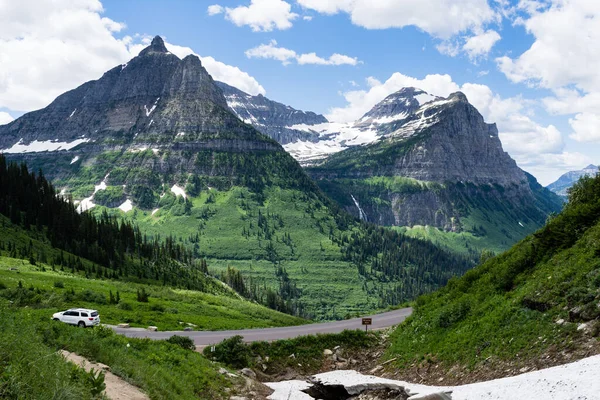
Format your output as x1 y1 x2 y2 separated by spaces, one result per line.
388 174 600 371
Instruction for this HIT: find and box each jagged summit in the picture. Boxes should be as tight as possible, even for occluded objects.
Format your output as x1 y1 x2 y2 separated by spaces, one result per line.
359 87 439 122
139 35 169 56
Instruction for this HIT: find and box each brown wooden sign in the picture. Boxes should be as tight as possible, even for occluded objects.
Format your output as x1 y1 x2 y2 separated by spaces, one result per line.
362 317 372 331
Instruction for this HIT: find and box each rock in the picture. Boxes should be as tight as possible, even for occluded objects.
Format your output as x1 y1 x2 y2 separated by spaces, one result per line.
186 322 197 327
577 323 589 332
369 365 383 374
409 392 453 400
117 323 130 328
289 354 296 359
556 319 565 325
147 326 158 331
569 306 582 321
241 368 256 379
218 367 229 375
519 367 529 373
217 81 326 145
323 349 334 356
183 327 193 331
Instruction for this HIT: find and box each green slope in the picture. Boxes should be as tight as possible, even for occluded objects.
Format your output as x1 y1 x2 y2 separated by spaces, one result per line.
388 174 600 371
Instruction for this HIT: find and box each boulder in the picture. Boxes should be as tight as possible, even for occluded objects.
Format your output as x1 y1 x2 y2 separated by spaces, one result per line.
323 349 334 356
241 368 256 379
117 323 130 328
147 326 158 331
183 327 193 331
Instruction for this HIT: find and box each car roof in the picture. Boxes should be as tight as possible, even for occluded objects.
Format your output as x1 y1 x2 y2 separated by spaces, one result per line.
67 308 98 313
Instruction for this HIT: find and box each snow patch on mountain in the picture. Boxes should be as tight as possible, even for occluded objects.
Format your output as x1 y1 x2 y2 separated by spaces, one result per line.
171 184 187 199
2 138 90 154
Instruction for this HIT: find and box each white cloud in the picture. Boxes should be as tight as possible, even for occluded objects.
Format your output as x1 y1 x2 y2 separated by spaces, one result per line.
569 113 600 143
463 29 501 59
245 40 360 66
0 0 131 111
515 152 595 186
303 15 313 21
297 0 498 39
0 111 13 125
207 4 224 16
0 3 265 112
497 1 600 91
210 0 298 32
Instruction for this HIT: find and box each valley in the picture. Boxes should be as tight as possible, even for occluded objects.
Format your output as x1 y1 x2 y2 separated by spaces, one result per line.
0 5 597 397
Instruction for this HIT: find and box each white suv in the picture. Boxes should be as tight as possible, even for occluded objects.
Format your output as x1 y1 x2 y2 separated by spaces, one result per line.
52 308 100 328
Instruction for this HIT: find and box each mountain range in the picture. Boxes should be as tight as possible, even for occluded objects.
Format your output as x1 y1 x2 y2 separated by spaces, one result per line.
0 36 470 319
547 164 598 198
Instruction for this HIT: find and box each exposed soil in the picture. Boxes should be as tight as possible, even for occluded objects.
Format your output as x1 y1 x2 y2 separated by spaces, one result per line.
59 350 149 400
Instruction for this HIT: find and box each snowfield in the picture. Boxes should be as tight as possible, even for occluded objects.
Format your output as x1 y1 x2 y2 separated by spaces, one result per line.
266 355 600 400
2 138 90 153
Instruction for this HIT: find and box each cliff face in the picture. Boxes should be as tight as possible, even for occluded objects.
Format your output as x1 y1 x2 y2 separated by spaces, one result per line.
308 90 563 248
216 81 327 144
0 36 306 208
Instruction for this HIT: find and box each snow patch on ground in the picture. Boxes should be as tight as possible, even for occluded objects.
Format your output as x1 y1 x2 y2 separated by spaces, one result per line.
151 208 159 216
70 156 80 164
171 184 187 199
76 173 109 213
268 355 600 400
2 138 90 154
118 199 133 213
68 109 77 119
518 222 525 227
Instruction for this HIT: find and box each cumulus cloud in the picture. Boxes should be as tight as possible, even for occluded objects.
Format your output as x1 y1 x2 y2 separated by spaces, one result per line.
497 1 600 145
245 40 360 66
463 29 501 59
297 0 497 39
207 4 224 16
208 0 298 32
0 111 14 125
0 1 265 112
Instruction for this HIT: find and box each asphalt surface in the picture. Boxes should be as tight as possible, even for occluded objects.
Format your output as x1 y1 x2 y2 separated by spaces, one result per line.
111 307 412 346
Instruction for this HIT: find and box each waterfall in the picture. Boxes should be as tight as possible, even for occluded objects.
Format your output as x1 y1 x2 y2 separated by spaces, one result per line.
350 194 367 222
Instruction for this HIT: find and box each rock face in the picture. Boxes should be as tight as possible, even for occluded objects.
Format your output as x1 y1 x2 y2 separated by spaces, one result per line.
307 90 563 247
216 81 327 144
547 164 599 198
0 35 294 208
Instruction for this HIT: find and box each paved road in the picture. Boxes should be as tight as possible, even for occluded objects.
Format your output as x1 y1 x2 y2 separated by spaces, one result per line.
111 307 412 346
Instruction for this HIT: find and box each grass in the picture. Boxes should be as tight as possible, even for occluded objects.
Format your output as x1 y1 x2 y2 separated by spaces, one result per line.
387 215 600 370
93 186 402 320
0 305 234 400
0 257 305 331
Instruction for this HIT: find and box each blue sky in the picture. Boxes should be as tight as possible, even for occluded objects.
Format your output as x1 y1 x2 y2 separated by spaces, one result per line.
0 0 599 184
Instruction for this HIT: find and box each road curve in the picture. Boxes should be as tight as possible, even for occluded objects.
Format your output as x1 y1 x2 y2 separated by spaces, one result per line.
111 307 412 346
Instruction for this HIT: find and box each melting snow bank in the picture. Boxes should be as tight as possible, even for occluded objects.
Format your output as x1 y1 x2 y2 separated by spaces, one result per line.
266 355 600 400
2 138 90 153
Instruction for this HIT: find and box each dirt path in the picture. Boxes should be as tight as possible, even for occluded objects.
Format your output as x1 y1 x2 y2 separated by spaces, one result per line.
59 350 149 400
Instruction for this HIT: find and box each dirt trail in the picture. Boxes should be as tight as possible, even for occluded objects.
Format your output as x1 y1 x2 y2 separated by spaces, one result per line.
59 350 149 400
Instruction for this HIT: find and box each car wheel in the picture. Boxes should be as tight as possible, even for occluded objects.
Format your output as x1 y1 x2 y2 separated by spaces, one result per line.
78 321 86 328
53 318 59 321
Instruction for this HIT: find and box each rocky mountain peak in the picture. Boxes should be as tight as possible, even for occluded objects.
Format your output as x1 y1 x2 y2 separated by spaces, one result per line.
448 91 469 103
139 35 169 56
359 87 439 123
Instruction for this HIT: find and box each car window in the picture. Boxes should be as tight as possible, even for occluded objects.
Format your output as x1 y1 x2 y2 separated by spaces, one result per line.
81 312 88 317
91 312 98 317
64 311 76 316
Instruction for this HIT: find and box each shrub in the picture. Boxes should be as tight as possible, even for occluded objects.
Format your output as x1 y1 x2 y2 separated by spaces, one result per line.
166 335 196 351
136 288 149 303
0 281 6 290
118 302 133 311
80 289 107 305
204 335 251 369
53 281 64 289
150 303 165 312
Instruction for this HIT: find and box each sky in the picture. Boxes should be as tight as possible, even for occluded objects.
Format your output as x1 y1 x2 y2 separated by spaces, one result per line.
0 0 598 185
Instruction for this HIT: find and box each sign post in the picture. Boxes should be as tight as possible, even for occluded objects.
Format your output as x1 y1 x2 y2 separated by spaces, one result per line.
362 317 372 332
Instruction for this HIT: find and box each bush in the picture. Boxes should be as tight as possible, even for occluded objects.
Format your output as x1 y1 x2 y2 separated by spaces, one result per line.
118 302 133 311
136 288 149 303
53 281 64 289
166 335 196 351
150 303 165 312
204 335 251 369
80 289 107 305
0 281 6 290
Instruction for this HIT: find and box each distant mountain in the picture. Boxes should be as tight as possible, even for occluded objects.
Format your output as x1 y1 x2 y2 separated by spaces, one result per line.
305 89 563 253
0 37 472 319
547 164 598 197
216 81 327 144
